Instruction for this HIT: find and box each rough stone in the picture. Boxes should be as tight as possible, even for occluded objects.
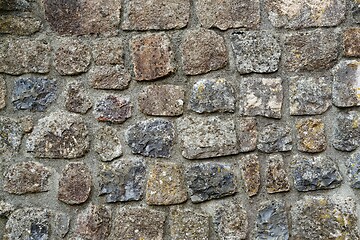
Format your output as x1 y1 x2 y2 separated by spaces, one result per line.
0 14 41 35
189 78 236 113
258 123 292 153
296 118 327 152
181 29 228 75
122 0 190 30
0 201 15 218
170 208 209 240
289 75 332 115
353 0 360 23
186 163 237 203
110 208 166 240
139 85 185 116
347 152 360 189
239 78 283 118
27 111 89 158
265 0 346 28
19 115 33 133
283 30 339 71
241 154 260 197
343 28 360 57
89 66 131 90
177 116 239 159
54 40 92 75
130 33 174 81
333 111 360 151
146 162 187 205
292 155 342 192
126 119 175 158
4 161 51 195
12 77 57 112
92 38 124 66
94 126 122 162
0 38 51 75
98 159 146 202
0 75 6 110
0 117 23 154
58 162 92 205
94 95 132 123
266 154 290 193
237 118 257 153
231 31 281 74
0 0 29 10
53 212 70 238
65 82 92 114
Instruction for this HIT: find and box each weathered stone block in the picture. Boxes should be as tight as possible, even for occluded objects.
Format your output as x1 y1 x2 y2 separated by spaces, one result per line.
266 154 290 193
258 123 292 153
237 118 257 153
347 152 360 189
241 154 260 197
94 126 122 162
296 118 327 152
0 75 5 110
0 117 23 154
94 95 132 123
89 66 131 90
333 111 360 151
344 28 360 57
0 14 41 35
92 38 124 66
65 82 92 114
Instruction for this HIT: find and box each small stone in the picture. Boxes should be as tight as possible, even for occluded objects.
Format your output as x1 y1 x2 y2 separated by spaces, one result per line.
241 153 260 197
0 75 6 110
110 208 166 240
177 116 239 159
12 77 57 112
239 78 283 118
53 212 70 238
139 85 185 116
0 117 23 154
126 119 175 158
58 162 92 205
94 95 132 123
181 29 228 75
296 118 327 152
54 39 91 75
289 76 332 115
333 111 360 151
27 111 89 158
186 163 237 203
89 65 131 90
146 162 187 205
65 82 92 114
130 33 174 81
0 0 29 10
231 31 281 74
333 60 360 107
122 0 190 30
347 152 360 189
258 123 292 153
283 30 339 71
92 38 124 66
266 154 290 193
292 155 342 192
19 116 33 133
189 78 236 113
94 126 122 162
170 208 209 240
98 159 146 202
0 201 15 218
237 118 257 152
0 14 41 35
4 161 51 195
344 28 360 57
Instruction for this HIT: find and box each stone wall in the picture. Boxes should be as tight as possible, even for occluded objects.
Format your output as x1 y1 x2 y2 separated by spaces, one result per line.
0 0 360 239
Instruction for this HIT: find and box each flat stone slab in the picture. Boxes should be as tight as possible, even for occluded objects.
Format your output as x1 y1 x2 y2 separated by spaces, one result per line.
258 123 292 153
333 111 360 151
296 118 327 153
241 154 260 197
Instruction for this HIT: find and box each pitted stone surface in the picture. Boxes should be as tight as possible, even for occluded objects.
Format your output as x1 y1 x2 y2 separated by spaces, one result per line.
266 154 290 193
0 14 41 35
231 31 281 74
89 66 131 90
94 95 132 123
237 118 257 153
0 0 29 10
0 75 5 110
0 117 23 154
177 116 239 159
181 29 228 75
186 163 237 203
333 111 360 151
65 82 92 114
94 126 122 162
344 28 360 57
189 78 236 113
347 152 360 189
258 123 292 153
93 38 124 66
241 154 260 197
296 118 327 152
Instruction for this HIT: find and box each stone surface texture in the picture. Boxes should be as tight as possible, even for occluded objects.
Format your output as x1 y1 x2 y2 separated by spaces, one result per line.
89 66 131 90
296 118 327 152
241 154 260 197
266 154 290 193
344 28 360 57
237 118 257 152
0 75 5 110
94 95 132 123
65 82 92 114
0 117 24 154
258 123 292 153
333 111 360 151
0 14 41 35
94 126 122 162
347 152 360 189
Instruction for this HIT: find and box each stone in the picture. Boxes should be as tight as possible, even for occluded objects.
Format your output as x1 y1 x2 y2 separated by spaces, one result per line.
99 159 146 203
139 85 185 116
289 76 332 115
181 29 228 75
44 0 121 35
353 0 360 23
333 111 360 151
65 82 92 114
266 154 290 193
333 60 360 107
231 31 281 74
177 116 239 159
170 208 209 240
0 75 6 110
53 212 70 238
265 0 346 28
195 0 260 30
296 118 327 153
0 117 23 154
292 155 342 191
94 95 132 123
19 116 33 133
258 123 292 153
126 119 175 158
0 38 51 75
347 152 360 189
110 208 166 240
283 30 339 71
146 162 187 205
241 154 260 197
239 78 283 118
0 201 15 218
292 197 359 239
4 161 51 195
89 65 131 90
344 28 360 57
92 38 124 66
189 78 236 113
0 0 29 10
254 201 289 240
237 118 257 152
12 77 57 112
130 33 174 81
58 162 92 205
27 111 89 158
94 126 122 162
54 39 91 75
186 163 237 203
122 0 190 30
0 14 41 35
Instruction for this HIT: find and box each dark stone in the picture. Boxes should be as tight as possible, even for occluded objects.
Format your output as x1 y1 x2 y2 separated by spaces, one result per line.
0 116 23 154
333 111 360 151
258 123 292 153
94 95 132 124
65 82 92 114
0 0 29 10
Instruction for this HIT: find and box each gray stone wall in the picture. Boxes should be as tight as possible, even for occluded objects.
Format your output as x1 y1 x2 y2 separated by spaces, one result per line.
0 0 360 239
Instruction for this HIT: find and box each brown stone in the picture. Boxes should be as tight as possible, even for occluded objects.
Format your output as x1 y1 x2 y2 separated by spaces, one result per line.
89 66 131 90
266 154 290 193
0 14 41 35
94 95 132 123
0 75 5 110
241 154 260 197
296 118 327 153
237 118 257 152
92 38 124 66
344 28 360 57
65 82 92 114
